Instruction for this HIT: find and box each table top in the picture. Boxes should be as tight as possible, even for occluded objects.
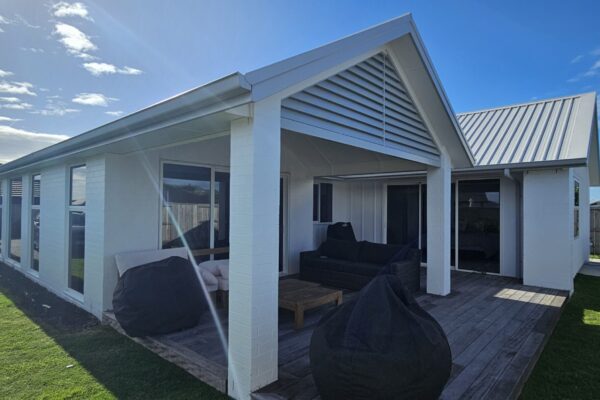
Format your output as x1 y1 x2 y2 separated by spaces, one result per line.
279 279 342 309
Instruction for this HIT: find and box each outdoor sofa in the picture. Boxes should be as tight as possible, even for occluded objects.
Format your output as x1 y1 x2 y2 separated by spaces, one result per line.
300 238 421 293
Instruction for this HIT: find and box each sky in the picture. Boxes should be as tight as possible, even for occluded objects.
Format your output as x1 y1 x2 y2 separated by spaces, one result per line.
1 0 600 199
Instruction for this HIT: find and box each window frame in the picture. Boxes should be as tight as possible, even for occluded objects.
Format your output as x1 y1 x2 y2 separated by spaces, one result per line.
66 164 86 298
313 182 333 224
0 179 3 260
8 177 23 265
574 179 580 238
159 160 230 259
30 173 41 273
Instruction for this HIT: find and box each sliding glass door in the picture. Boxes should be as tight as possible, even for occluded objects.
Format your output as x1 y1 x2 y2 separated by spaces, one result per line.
386 185 420 251
386 179 500 273
457 180 500 273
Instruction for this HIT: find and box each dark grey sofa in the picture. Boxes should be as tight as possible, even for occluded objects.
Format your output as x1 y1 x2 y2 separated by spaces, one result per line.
300 239 421 294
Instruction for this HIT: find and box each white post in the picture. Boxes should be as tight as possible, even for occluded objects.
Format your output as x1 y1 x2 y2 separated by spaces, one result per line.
426 152 451 295
228 98 281 399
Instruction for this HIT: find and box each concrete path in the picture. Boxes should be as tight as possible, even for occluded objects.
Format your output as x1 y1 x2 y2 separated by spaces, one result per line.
580 261 600 277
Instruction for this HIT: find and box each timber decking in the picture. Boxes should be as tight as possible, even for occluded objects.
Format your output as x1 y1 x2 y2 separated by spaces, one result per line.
103 270 568 399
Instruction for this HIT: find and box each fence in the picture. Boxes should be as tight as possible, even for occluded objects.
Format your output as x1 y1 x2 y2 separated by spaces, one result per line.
591 207 600 254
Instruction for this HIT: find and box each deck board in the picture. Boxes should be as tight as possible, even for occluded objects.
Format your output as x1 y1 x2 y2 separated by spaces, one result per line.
103 269 567 399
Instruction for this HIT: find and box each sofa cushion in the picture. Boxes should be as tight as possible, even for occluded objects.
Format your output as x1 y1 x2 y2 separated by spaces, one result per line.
341 261 381 277
320 239 360 262
358 241 405 265
327 222 357 242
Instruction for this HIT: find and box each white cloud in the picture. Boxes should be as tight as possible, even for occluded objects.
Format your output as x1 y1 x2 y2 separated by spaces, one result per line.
53 23 96 58
0 97 20 103
0 116 22 122
83 62 143 76
72 92 116 107
0 68 13 77
0 125 69 164
36 106 80 116
0 15 11 25
20 47 45 53
571 55 583 64
591 48 600 57
14 14 39 29
0 81 36 96
53 2 93 21
32 97 80 116
105 110 124 117
0 102 33 110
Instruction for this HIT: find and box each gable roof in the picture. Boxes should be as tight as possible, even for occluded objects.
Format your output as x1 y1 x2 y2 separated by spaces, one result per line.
0 13 473 175
457 92 598 170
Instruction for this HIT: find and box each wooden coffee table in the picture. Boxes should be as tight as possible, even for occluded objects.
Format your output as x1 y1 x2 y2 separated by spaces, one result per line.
279 279 343 329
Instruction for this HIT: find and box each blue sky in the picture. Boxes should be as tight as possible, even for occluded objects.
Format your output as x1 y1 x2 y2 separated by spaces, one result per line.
1 0 600 199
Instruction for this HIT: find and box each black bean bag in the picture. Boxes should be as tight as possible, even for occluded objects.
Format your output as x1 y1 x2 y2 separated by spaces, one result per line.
112 256 207 337
310 273 452 400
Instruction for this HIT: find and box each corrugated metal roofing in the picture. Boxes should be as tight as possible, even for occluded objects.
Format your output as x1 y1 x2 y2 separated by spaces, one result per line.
457 92 597 167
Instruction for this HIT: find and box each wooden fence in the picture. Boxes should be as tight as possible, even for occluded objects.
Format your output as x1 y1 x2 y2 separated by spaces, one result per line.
591 207 600 254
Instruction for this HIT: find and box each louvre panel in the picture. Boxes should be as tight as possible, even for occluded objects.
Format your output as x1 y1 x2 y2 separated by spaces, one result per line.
282 52 440 163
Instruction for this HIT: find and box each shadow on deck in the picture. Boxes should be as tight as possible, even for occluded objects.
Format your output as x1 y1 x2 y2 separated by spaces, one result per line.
104 270 568 400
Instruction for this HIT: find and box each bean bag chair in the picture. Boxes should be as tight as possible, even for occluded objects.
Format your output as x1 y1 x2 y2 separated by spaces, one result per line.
113 256 207 337
310 273 452 400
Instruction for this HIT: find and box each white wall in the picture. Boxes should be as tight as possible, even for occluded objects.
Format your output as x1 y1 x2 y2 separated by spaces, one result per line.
500 176 519 278
523 168 573 292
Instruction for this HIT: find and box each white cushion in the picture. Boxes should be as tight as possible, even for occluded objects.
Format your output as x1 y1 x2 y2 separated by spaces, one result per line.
198 259 229 277
115 247 188 277
198 268 218 287
218 261 229 279
218 277 229 291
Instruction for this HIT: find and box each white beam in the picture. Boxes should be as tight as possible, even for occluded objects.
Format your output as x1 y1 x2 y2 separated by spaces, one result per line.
426 152 451 295
228 97 281 399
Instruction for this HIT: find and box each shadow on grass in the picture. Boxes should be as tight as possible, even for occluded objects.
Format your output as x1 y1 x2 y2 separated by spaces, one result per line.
0 262 226 400
520 274 600 400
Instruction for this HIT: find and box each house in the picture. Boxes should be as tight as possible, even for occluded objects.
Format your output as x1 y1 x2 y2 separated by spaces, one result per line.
0 14 597 399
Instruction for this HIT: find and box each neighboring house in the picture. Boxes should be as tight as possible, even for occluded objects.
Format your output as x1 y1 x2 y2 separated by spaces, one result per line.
0 14 597 399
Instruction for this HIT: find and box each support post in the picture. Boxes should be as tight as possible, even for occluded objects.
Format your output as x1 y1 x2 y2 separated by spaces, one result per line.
426 152 451 295
228 98 281 399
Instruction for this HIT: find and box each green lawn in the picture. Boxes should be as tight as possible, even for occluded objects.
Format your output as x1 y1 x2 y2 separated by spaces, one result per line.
0 264 226 400
521 274 600 399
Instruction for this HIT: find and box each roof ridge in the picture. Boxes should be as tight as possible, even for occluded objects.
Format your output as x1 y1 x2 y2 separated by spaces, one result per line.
457 92 596 116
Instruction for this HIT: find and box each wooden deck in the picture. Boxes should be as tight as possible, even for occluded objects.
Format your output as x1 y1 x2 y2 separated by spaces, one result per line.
104 270 568 399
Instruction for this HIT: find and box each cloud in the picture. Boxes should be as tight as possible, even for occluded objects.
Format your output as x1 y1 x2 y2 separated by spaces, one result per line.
53 23 96 58
0 96 20 103
82 62 143 76
14 14 40 29
53 2 93 21
0 81 36 96
0 102 33 110
0 116 22 122
72 92 116 107
591 48 600 57
32 97 80 116
105 110 124 117
0 68 13 77
20 47 45 53
571 55 583 64
0 125 69 164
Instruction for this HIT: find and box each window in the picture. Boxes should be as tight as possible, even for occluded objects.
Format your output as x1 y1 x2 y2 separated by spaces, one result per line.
313 182 333 223
574 180 580 238
161 163 231 261
31 174 41 271
69 166 86 294
9 178 22 262
0 181 3 257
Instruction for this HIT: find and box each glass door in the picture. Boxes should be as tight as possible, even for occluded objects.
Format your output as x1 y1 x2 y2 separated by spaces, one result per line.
457 179 500 273
386 185 420 251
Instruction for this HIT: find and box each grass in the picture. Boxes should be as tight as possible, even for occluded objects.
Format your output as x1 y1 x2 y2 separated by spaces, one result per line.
589 254 600 260
0 263 226 400
521 274 600 399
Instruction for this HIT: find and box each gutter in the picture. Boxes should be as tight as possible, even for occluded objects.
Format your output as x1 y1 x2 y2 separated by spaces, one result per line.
0 73 252 175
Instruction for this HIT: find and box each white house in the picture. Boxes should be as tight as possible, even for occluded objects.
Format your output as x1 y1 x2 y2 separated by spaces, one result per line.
0 14 597 399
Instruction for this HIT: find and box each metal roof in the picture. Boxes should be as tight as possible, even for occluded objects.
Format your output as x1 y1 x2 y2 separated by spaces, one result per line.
457 92 597 167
